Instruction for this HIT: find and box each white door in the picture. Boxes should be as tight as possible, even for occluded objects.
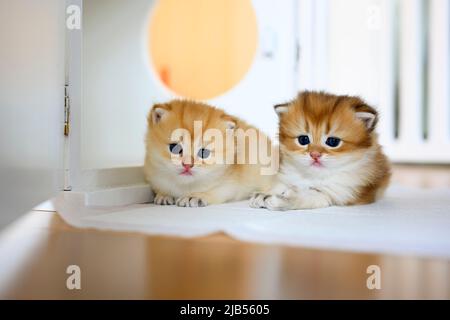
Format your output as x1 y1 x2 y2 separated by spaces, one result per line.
65 0 298 206
0 0 65 228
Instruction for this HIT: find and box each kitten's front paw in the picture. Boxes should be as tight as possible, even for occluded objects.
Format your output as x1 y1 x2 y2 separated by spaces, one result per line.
250 192 292 211
176 196 208 207
154 193 175 205
250 193 271 208
264 195 292 211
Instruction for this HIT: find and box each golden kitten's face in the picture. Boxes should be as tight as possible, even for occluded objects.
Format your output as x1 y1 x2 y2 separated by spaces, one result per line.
146 100 236 183
276 92 378 171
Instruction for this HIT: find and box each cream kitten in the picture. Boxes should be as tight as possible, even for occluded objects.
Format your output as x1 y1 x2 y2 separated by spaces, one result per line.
250 91 391 211
144 100 275 207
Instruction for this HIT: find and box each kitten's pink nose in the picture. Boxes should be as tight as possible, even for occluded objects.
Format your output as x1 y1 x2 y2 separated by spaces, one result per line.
181 156 194 169
310 151 322 160
182 162 194 169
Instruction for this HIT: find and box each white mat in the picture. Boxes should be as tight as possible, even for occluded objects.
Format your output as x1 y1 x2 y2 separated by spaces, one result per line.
53 186 450 258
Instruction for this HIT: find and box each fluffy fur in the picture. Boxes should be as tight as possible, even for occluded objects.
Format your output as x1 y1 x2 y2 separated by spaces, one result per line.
250 91 391 211
144 100 274 207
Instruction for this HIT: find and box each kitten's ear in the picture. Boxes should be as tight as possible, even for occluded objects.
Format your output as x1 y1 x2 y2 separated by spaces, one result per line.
274 103 290 116
354 104 378 131
225 121 236 130
221 115 237 130
149 103 171 124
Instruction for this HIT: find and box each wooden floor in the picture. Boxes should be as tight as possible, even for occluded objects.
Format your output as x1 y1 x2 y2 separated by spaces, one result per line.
0 165 449 299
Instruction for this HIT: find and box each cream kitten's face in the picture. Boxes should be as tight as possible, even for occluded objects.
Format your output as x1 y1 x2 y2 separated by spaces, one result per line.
276 92 378 174
146 100 236 184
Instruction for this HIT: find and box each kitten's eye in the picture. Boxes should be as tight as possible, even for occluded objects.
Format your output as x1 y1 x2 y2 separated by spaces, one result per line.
297 135 310 146
197 148 211 159
169 143 182 155
325 137 341 148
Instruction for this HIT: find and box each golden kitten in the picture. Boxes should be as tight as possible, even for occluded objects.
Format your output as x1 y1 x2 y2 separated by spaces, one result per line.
250 91 391 211
144 100 275 207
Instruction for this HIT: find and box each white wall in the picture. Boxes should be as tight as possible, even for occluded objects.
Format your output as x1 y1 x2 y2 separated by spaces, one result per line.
0 0 65 228
82 0 159 169
327 0 384 106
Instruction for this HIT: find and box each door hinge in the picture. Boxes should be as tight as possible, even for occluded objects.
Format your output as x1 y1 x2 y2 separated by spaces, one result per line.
64 84 70 136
